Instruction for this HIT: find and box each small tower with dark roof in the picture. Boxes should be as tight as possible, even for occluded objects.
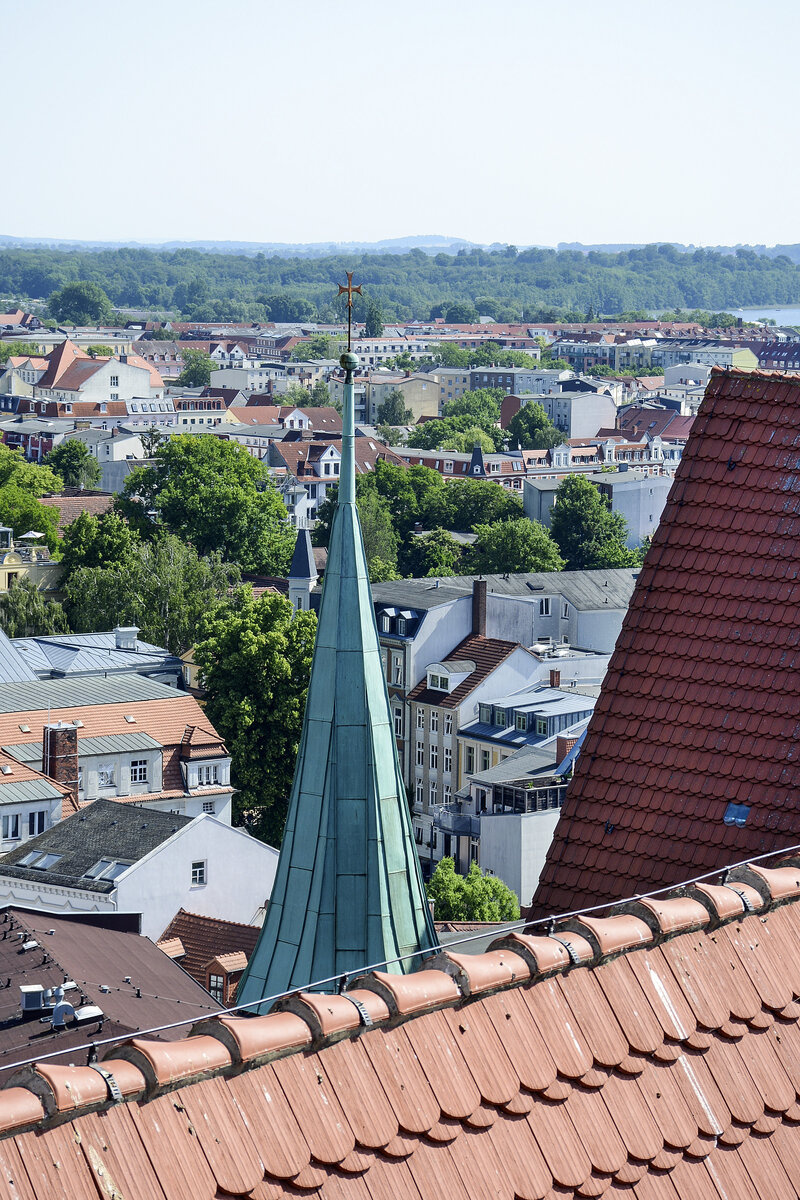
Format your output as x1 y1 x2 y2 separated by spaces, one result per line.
288 527 317 612
238 286 438 1010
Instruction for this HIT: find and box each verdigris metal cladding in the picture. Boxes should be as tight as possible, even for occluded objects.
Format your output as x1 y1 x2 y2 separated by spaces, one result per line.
238 349 438 1008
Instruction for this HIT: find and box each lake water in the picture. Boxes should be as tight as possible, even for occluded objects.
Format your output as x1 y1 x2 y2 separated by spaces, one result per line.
729 306 800 326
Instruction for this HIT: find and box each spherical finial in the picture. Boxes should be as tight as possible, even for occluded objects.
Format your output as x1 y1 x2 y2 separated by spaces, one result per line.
340 350 359 371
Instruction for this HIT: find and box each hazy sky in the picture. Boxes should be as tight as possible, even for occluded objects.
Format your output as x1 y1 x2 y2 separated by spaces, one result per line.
5 0 798 247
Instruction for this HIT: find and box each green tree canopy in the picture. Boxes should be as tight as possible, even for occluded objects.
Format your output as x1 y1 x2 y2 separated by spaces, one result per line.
364 297 384 338
549 474 639 570
64 534 240 655
469 517 564 574
290 333 332 360
60 510 139 582
48 282 113 325
176 348 214 388
427 477 522 531
0 486 61 553
506 401 563 450
115 434 295 574
441 388 503 423
376 390 412 425
307 379 332 408
0 341 38 365
45 440 102 489
194 587 317 844
0 577 69 638
426 857 520 921
0 445 62 497
403 528 465 578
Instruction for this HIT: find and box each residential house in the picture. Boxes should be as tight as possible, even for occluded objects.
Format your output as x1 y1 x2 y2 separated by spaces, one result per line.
524 468 673 547
505 388 617 440
7 626 183 687
406 623 539 878
127 340 185 378
455 730 586 901
157 907 260 1002
0 799 278 939
0 673 234 834
269 435 405 519
0 526 61 595
649 338 759 370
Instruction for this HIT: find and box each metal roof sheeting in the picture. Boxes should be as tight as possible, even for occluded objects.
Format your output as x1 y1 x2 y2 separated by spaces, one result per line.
4 732 162 764
0 674 178 715
0 778 64 806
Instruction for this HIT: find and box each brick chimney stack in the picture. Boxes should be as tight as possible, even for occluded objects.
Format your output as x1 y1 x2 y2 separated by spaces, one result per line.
42 723 79 804
556 734 578 763
472 579 487 637
549 668 561 688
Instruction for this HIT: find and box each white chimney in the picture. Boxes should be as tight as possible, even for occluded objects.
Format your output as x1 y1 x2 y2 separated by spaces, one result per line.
114 626 139 651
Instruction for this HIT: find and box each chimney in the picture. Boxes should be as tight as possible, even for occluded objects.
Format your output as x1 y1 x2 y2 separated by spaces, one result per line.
472 579 487 637
556 734 578 763
114 626 139 651
43 723 79 804
549 668 561 688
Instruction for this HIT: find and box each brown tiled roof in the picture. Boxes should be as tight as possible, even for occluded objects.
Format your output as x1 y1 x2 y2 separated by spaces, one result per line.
0 905 217 1074
39 492 114 531
33 340 90 390
532 370 800 919
406 634 525 709
158 908 260 986
2 861 800 1194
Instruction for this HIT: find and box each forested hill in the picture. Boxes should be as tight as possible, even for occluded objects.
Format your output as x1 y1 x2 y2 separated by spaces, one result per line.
2 243 799 323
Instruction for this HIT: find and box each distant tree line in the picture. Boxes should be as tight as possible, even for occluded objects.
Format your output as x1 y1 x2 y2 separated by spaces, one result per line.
1 242 799 323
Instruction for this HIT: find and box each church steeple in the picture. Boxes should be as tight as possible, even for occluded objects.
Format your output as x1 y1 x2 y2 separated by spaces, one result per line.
238 287 438 1010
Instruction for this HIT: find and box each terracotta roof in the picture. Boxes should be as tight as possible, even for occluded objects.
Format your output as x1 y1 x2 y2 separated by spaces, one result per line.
0 749 77 820
32 340 90 390
158 908 260 986
39 492 114 531
613 408 695 441
532 370 800 919
1 859 800 1194
124 353 165 390
407 634 525 709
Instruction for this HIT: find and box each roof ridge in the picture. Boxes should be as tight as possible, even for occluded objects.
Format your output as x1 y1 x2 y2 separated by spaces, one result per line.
0 853 798 1135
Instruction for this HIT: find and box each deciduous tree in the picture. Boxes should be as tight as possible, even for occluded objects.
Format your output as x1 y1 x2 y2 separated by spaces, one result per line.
48 282 113 326
427 857 520 921
506 402 563 450
176 348 214 387
469 517 564 575
45 440 102 489
0 577 69 638
194 588 317 844
549 474 639 570
376 390 412 425
115 435 295 574
60 510 138 581
64 535 240 655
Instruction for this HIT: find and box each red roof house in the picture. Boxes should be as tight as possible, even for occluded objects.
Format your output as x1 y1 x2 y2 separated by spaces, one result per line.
531 370 800 918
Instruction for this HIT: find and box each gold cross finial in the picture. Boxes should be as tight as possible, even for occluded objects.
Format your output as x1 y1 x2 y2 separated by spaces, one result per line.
338 271 362 351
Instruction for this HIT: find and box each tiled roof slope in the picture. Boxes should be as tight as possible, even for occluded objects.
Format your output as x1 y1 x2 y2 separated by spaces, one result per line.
407 634 524 708
158 908 260 985
532 370 800 918
1 862 800 1195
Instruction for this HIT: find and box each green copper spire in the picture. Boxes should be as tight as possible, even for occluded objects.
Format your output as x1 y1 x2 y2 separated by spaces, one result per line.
238 307 438 1010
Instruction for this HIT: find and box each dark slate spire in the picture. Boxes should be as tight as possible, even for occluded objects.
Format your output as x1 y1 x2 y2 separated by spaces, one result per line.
469 442 487 477
238 339 438 1010
288 527 316 583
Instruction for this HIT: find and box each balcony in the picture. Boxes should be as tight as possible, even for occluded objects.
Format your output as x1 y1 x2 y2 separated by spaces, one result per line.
433 805 480 838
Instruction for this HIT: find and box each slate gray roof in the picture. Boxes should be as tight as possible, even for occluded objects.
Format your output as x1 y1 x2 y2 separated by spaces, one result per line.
10 633 182 680
370 568 638 612
0 800 191 893
0 674 179 716
288 528 316 581
5 731 161 765
0 632 38 685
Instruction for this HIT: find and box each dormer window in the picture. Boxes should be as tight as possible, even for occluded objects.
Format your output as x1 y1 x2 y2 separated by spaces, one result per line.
515 712 528 732
479 704 492 724
428 674 449 691
380 615 391 633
